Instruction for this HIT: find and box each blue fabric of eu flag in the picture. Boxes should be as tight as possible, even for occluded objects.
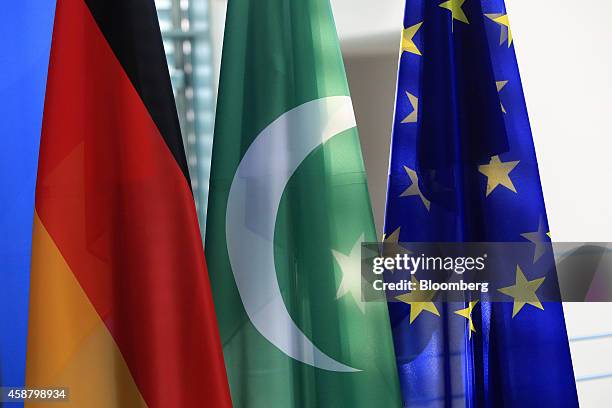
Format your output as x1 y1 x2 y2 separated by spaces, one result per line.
383 0 579 406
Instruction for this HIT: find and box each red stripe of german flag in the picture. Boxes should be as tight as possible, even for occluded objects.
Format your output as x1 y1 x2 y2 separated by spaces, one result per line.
26 0 232 406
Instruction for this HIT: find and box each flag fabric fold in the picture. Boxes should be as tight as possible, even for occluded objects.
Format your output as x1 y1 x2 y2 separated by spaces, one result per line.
26 0 232 406
384 0 579 406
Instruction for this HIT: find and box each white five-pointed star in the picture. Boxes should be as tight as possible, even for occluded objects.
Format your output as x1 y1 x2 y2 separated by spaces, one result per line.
332 234 366 313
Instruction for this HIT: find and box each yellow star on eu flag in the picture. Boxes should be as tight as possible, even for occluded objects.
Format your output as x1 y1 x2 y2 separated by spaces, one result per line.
486 13 513 47
401 92 419 123
521 217 550 263
498 265 545 317
454 300 479 338
439 0 469 26
478 155 519 196
396 276 440 323
382 227 411 272
400 166 431 210
496 80 508 113
401 22 423 56
383 227 401 243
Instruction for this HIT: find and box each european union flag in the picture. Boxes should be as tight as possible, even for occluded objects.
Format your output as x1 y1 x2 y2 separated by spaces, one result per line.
384 0 579 406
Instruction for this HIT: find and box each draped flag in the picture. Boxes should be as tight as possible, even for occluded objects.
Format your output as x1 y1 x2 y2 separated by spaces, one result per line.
384 0 579 406
26 0 232 406
205 0 401 406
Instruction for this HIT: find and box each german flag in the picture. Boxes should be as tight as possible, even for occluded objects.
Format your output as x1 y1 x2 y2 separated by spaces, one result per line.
26 0 232 406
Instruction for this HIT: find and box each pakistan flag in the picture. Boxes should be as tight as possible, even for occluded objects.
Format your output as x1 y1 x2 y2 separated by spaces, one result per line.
205 0 401 406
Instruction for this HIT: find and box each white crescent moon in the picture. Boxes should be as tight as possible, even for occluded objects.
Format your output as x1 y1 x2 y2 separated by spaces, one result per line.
226 96 360 372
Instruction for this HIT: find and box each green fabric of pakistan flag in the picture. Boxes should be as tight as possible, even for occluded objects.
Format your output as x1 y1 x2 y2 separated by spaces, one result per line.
205 0 401 406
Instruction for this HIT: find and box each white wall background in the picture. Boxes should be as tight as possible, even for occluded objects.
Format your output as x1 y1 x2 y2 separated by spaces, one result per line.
506 0 612 243
209 1 612 405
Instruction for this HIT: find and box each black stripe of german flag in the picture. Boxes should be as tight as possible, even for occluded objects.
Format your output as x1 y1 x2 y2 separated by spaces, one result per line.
84 0 190 182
